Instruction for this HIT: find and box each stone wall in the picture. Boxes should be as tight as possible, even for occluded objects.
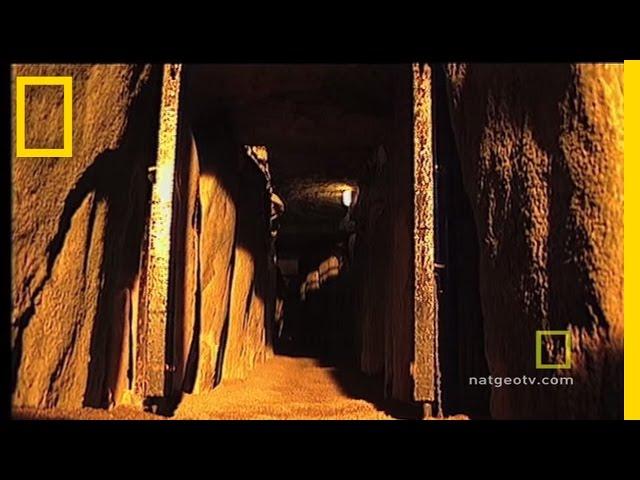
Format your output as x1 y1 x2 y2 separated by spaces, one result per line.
11 65 275 411
11 64 161 409
184 118 239 392
444 63 624 419
171 115 273 392
222 156 272 381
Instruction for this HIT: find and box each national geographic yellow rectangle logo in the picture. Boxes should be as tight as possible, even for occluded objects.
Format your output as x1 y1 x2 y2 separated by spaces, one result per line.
535 330 572 369
15 76 73 158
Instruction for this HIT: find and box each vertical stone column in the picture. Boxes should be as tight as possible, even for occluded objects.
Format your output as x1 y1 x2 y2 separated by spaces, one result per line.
412 63 437 407
136 64 182 397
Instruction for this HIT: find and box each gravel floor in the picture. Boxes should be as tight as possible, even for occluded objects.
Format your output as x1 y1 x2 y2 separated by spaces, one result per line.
13 356 402 420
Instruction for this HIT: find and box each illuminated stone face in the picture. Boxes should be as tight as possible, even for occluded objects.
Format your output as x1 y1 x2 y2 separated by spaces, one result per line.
412 63 437 404
137 64 182 397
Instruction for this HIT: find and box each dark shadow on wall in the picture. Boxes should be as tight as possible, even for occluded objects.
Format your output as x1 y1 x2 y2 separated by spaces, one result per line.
432 64 491 419
165 99 194 398
446 63 623 419
524 64 622 419
12 67 163 407
165 100 273 402
83 67 163 407
213 249 233 389
180 195 202 394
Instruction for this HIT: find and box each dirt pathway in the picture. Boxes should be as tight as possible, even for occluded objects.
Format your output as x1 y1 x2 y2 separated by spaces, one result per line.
174 355 394 420
14 356 397 420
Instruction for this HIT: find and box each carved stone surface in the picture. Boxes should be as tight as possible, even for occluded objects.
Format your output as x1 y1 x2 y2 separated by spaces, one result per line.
412 63 436 402
137 64 182 397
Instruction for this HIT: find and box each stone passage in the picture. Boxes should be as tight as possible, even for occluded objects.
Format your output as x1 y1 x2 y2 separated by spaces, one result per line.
11 63 623 420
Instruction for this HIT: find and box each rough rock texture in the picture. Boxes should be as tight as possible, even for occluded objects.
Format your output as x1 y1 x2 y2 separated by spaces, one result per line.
136 65 182 398
11 64 161 408
164 112 273 390
412 64 437 405
445 63 624 419
189 121 238 392
222 155 272 380
168 117 273 391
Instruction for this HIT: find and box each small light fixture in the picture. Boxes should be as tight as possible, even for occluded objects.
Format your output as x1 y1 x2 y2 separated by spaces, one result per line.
342 188 353 207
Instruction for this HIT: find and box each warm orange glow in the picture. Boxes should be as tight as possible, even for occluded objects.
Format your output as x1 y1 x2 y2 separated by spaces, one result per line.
137 64 182 397
412 63 437 405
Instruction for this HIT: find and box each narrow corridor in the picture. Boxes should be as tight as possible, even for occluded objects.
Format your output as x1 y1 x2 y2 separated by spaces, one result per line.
11 63 624 421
